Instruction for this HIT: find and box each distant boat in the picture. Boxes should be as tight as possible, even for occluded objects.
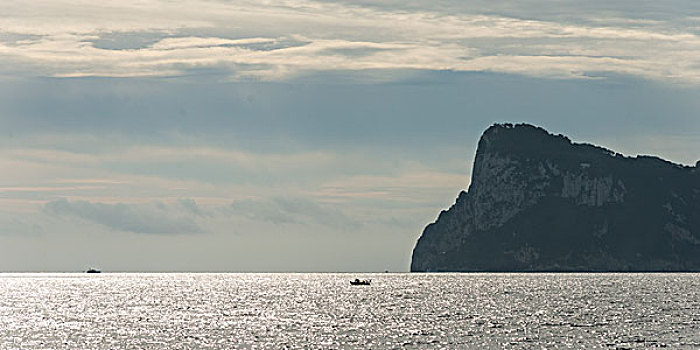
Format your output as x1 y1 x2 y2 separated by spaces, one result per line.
350 278 370 286
85 268 101 273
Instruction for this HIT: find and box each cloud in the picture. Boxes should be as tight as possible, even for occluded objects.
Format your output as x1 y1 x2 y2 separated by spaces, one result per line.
229 196 359 230
44 198 204 234
0 145 339 188
314 170 466 204
3 145 335 171
0 0 700 82
0 212 43 237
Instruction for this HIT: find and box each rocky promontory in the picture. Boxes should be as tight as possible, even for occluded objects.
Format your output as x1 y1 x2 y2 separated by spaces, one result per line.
411 123 700 272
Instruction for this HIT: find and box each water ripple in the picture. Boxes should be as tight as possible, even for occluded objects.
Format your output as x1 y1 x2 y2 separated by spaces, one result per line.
0 273 698 349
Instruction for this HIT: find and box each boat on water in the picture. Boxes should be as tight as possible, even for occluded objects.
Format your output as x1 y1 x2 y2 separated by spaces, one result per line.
85 268 101 273
350 278 371 286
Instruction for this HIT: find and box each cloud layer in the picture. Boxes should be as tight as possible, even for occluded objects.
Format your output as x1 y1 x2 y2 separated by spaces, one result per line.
41 195 366 235
44 198 204 234
1 0 700 82
229 196 359 229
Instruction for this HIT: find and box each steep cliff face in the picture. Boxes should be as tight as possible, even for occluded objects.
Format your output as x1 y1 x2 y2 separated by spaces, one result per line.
411 123 700 272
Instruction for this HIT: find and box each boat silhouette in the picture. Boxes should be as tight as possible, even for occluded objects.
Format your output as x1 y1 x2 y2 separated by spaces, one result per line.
350 278 370 286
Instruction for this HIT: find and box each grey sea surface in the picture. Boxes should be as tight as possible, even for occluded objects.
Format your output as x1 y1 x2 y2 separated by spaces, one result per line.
1 273 699 349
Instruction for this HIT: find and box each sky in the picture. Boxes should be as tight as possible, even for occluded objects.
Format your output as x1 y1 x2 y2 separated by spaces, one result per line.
1 0 700 272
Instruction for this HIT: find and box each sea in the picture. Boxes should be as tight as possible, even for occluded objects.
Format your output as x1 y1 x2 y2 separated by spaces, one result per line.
1 273 698 349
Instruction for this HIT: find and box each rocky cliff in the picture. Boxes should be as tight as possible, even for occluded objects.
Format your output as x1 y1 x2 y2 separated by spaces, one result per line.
411 123 700 272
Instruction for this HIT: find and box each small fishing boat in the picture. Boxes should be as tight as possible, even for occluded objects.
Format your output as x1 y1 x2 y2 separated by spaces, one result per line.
85 268 101 273
350 278 371 286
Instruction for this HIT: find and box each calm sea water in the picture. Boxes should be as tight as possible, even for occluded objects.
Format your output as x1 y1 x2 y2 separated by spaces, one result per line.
1 273 698 349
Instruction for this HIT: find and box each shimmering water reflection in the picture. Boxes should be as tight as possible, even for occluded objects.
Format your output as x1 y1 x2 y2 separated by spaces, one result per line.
1 273 698 349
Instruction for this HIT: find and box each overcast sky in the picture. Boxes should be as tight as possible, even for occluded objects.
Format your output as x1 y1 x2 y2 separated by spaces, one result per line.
2 0 700 272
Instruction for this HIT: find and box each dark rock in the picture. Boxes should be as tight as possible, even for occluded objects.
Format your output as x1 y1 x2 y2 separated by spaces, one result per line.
411 123 700 272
